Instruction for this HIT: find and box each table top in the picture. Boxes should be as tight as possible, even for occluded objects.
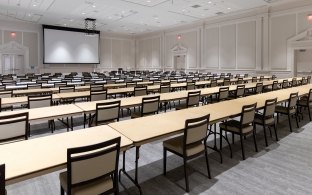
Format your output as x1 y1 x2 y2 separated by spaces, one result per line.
109 84 312 145
0 126 133 184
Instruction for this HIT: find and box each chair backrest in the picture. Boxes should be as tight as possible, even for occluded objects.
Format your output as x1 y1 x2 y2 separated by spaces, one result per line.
0 91 12 98
90 84 104 92
141 95 160 116
134 86 147 96
186 82 195 90
244 74 249 78
90 90 107 101
301 78 308 85
252 77 257 83
0 112 28 142
308 89 312 102
263 98 277 118
292 78 297 86
96 100 121 125
237 78 244 84
282 80 288 88
240 103 257 127
187 91 201 107
210 80 217 87
183 114 210 155
28 94 52 109
59 86 75 93
236 85 245 97
160 85 170 93
307 76 311 84
272 75 277 80
218 87 229 101
27 84 41 89
288 92 298 110
272 81 279 90
54 82 67 88
260 76 264 81
126 82 136 88
66 137 120 194
223 78 231 86
0 164 4 195
255 82 263 93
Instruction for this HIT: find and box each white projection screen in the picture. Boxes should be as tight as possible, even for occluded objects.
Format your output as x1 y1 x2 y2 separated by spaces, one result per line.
43 25 100 64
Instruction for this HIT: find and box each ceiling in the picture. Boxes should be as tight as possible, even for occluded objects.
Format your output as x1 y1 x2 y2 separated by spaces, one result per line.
0 0 289 35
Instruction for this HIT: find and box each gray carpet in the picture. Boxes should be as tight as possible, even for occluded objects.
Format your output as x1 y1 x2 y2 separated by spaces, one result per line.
5 108 312 195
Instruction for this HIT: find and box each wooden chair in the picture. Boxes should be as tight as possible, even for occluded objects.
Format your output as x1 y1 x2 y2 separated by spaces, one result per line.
163 114 211 192
209 79 217 87
94 100 121 126
282 80 289 89
90 90 107 101
276 92 299 132
252 77 258 83
176 91 201 110
254 98 278 146
28 94 54 133
27 84 42 89
210 87 229 103
219 103 258 160
297 89 312 121
186 82 195 90
134 86 147 97
223 78 231 86
131 96 160 118
229 85 245 99
0 91 13 111
0 112 29 142
90 84 104 92
60 137 121 195
59 86 75 93
0 164 5 195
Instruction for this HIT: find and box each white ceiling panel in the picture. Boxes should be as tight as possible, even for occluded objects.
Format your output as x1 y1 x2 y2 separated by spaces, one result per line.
0 0 291 34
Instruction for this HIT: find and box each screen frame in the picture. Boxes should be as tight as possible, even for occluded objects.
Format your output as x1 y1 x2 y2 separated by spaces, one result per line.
42 25 101 64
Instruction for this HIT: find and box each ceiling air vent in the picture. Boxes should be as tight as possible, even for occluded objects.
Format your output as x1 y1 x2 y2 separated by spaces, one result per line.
263 0 281 3
215 12 224 15
191 5 201 8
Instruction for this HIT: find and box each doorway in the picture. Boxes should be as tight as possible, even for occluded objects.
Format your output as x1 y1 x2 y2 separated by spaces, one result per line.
1 54 24 75
174 55 186 71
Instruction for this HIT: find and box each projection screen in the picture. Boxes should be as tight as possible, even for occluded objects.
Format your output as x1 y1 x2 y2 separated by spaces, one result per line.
43 25 100 64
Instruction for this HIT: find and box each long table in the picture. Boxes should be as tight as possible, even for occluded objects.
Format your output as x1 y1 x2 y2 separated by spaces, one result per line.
108 83 312 193
0 126 133 185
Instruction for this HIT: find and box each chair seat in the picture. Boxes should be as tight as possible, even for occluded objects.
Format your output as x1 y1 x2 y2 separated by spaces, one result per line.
175 103 187 110
254 113 275 125
131 112 142 119
59 171 113 195
163 135 205 157
219 120 253 134
297 99 312 107
275 106 296 114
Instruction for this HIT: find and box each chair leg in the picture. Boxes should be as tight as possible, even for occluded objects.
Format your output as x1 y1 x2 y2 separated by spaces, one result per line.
163 149 167 176
253 129 258 152
295 113 299 128
60 186 64 195
240 134 245 160
308 106 312 121
183 158 189 192
288 115 293 132
263 125 268 147
273 123 278 141
204 146 211 179
219 128 223 151
232 133 234 144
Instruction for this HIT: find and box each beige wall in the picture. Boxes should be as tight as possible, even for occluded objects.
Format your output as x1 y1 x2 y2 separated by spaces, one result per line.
135 1 312 78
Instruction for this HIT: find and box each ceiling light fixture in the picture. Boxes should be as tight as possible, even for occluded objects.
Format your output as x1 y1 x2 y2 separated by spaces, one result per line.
307 14 312 22
85 18 97 36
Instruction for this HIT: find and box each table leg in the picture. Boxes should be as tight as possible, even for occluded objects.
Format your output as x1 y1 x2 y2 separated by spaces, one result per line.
207 123 223 163
119 147 142 194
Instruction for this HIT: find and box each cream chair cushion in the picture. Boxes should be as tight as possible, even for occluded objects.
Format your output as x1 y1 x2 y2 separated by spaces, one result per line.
59 172 113 195
163 136 204 157
219 120 253 134
254 113 274 125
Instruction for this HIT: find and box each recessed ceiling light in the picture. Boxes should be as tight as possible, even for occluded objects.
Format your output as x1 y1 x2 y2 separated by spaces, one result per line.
208 1 212 4
82 12 86 15
33 4 37 7
92 5 96 8
69 19 73 22
227 7 231 10
146 0 151 2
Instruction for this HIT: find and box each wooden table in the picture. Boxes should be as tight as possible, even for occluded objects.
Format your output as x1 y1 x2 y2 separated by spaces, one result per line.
108 83 312 193
0 126 133 184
